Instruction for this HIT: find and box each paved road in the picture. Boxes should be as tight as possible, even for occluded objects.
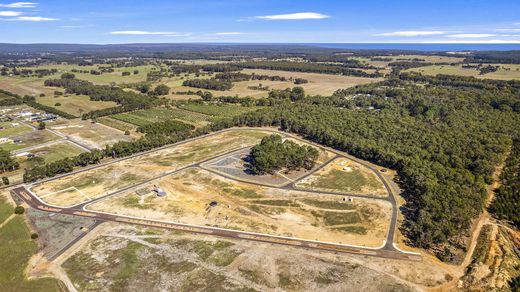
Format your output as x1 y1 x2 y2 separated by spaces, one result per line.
12 127 421 261
11 186 421 261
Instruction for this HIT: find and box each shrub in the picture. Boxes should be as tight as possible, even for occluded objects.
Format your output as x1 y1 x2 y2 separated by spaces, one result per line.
14 206 24 215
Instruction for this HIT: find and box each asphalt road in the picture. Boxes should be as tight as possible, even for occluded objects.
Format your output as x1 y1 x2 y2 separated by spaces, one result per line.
11 127 421 261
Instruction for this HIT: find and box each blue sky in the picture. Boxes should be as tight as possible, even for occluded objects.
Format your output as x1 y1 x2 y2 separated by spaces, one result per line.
1 0 520 44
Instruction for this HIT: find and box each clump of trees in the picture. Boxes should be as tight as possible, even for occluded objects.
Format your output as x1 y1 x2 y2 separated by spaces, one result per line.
182 78 233 91
268 87 306 101
248 134 319 175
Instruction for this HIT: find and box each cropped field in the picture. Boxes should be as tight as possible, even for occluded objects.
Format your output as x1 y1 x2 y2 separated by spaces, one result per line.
88 167 391 247
405 63 520 80
112 107 210 127
36 94 118 116
97 116 136 132
31 129 271 207
178 103 265 119
295 157 388 197
0 196 63 291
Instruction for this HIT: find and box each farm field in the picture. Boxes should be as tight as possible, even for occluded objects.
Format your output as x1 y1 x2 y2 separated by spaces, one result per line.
0 193 64 291
168 69 382 99
178 103 265 119
404 63 520 80
30 129 272 207
17 141 86 164
36 94 118 116
87 167 392 247
111 107 210 127
97 116 137 132
295 157 388 197
50 119 135 149
353 54 465 69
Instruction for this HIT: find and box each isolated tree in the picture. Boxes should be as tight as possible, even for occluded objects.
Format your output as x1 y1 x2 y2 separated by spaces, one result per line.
38 122 46 130
154 84 170 96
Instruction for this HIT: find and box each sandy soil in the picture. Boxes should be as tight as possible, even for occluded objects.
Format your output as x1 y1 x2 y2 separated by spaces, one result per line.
87 168 391 248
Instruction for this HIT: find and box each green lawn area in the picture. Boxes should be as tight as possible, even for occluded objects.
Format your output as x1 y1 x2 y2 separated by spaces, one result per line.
0 207 63 291
0 196 13 225
0 122 33 139
0 129 61 152
112 107 210 127
36 94 117 116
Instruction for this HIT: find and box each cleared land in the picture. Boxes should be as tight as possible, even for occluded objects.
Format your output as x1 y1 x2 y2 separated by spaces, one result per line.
36 94 117 116
50 119 135 149
405 63 520 80
0 121 33 139
168 69 382 99
295 157 388 197
0 193 64 291
0 128 61 152
87 167 391 247
31 129 272 207
62 225 425 291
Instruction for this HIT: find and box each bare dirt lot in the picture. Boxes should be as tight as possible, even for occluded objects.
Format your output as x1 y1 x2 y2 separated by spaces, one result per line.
31 129 272 207
87 167 392 247
59 224 455 292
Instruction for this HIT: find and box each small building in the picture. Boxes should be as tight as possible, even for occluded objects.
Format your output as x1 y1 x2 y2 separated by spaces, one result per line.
153 186 166 197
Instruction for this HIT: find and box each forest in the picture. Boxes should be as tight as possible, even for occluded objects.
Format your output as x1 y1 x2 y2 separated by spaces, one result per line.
182 78 233 91
248 134 319 175
489 140 520 228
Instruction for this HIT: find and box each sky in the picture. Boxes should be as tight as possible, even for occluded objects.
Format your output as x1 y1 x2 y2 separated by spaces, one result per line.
0 0 520 44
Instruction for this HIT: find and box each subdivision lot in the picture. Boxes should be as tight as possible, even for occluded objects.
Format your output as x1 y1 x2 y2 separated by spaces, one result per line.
87 167 391 247
0 121 33 139
30 129 272 207
50 119 135 149
0 127 61 152
295 157 388 197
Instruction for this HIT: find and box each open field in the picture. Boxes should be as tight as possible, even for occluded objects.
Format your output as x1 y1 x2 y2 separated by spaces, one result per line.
405 63 520 80
0 121 33 138
36 94 118 116
295 157 388 197
31 129 272 207
0 127 61 152
62 225 427 291
168 69 382 99
17 141 86 164
0 193 64 291
87 167 391 247
50 119 135 149
353 54 465 69
111 107 211 127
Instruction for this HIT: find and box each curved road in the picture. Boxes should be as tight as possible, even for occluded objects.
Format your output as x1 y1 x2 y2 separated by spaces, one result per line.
11 127 421 261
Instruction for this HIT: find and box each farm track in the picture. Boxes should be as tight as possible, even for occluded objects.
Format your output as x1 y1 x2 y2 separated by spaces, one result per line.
9 127 421 261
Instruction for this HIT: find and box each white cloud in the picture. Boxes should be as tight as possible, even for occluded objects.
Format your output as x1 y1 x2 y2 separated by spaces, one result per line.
0 2 37 8
445 33 496 38
215 32 244 35
3 16 58 21
0 10 21 16
375 30 445 37
110 30 190 37
254 12 330 20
